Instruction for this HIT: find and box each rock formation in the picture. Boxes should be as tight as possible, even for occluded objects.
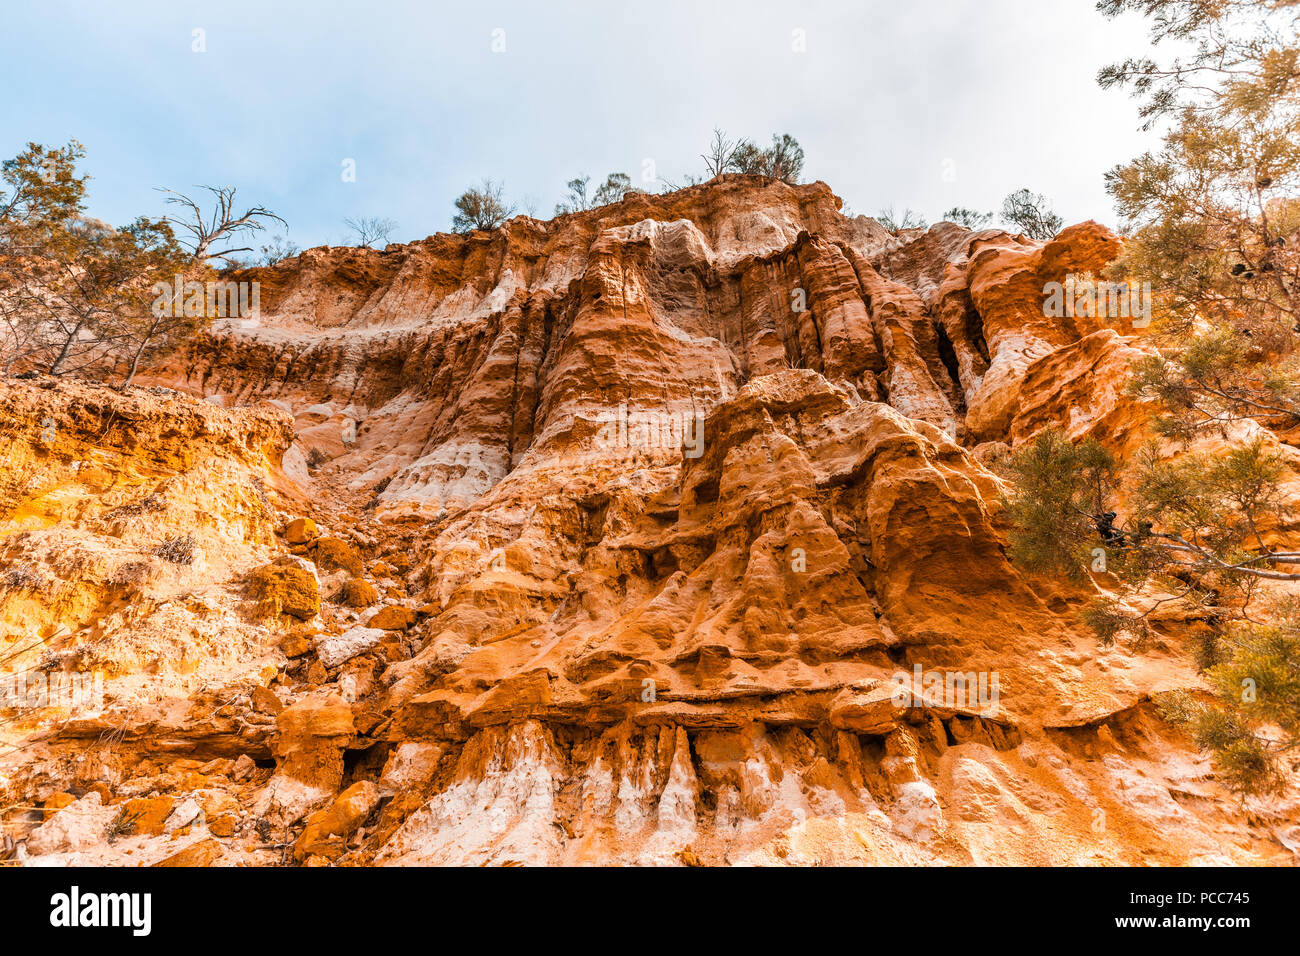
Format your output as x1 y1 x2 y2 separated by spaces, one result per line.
2 175 1297 866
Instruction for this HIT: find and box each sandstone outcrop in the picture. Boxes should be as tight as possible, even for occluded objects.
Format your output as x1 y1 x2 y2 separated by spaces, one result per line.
1 176 1296 866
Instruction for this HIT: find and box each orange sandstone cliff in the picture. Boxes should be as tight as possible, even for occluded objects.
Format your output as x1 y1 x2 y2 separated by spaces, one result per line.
2 175 1297 866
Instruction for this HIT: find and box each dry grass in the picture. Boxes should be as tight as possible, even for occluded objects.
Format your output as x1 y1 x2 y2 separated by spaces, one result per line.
150 533 198 565
0 563 45 591
108 559 154 589
106 492 165 520
104 807 143 844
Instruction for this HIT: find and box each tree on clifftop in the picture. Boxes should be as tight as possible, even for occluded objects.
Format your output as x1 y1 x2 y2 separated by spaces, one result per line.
0 143 283 383
759 134 806 184
701 128 742 179
1000 188 1064 239
157 184 286 267
554 173 635 214
452 180 514 233
343 216 396 248
700 129 805 184
942 206 994 229
875 206 928 234
0 142 193 379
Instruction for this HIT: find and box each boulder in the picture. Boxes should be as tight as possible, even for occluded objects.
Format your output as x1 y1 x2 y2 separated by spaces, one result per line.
247 558 320 620
284 517 318 546
336 577 379 608
312 537 364 576
293 780 380 860
368 605 417 631
154 837 224 867
25 792 116 854
315 626 384 669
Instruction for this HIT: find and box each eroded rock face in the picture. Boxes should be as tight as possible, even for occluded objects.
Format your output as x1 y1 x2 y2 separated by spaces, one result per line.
2 176 1298 866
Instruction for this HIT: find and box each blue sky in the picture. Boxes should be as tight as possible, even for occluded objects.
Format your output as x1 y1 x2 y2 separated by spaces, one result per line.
1 0 1158 250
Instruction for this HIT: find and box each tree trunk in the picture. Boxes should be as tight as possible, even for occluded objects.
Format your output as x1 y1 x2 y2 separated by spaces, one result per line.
123 341 146 386
46 322 81 376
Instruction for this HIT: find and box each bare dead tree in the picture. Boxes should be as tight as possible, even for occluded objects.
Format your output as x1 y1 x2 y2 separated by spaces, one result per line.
343 216 396 248
258 234 300 266
656 172 703 192
876 206 928 234
157 185 286 266
701 128 741 179
554 176 592 215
